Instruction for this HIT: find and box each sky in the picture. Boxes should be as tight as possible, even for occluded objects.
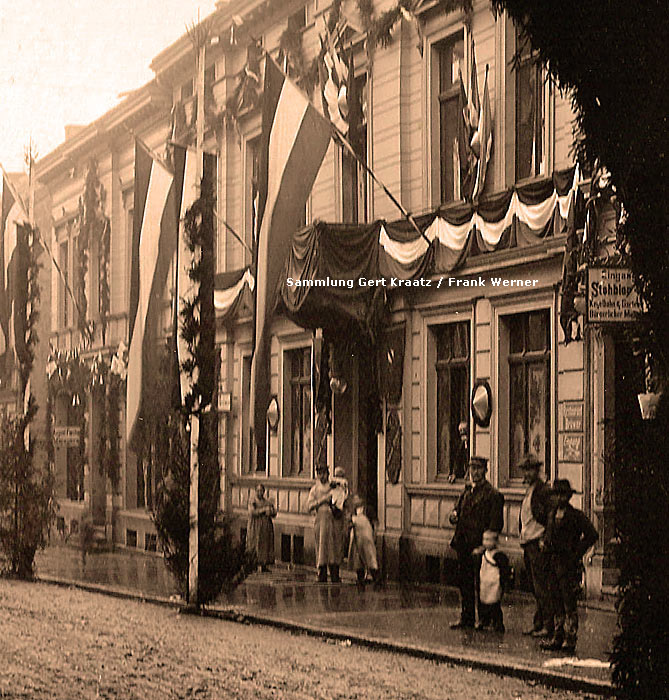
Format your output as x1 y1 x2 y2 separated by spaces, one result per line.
0 0 217 175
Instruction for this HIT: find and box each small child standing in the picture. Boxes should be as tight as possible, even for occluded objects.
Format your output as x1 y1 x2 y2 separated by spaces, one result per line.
348 495 381 588
476 530 512 632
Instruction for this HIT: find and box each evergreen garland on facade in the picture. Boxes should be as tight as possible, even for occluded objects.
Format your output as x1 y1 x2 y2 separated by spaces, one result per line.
75 160 111 346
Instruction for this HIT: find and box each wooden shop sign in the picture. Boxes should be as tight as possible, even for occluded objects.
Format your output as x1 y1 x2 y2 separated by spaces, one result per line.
587 267 642 322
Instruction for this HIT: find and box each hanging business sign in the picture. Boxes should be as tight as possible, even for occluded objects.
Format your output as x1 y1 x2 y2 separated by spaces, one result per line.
587 267 642 322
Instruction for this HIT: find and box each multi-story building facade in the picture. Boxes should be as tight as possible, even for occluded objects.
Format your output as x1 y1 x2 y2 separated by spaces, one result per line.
35 0 630 596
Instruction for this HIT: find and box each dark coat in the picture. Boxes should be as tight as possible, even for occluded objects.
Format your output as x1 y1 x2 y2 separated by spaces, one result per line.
544 503 598 573
450 480 505 554
518 479 552 538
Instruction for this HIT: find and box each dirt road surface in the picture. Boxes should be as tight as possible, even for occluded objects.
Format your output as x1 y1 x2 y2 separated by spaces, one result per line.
0 579 593 699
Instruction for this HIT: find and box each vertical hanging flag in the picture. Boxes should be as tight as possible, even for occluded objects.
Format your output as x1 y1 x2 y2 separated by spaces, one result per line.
457 72 475 201
126 142 177 448
471 65 493 201
250 57 332 457
467 38 480 142
1 174 28 371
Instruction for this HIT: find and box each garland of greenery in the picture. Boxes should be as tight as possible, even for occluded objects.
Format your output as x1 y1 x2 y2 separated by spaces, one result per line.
76 160 111 346
180 175 216 415
45 342 126 490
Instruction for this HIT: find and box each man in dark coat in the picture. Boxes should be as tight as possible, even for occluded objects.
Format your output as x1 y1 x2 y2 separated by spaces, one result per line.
518 454 554 638
449 456 505 629
540 479 598 653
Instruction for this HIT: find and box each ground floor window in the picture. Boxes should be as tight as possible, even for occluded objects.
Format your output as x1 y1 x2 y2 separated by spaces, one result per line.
283 346 312 477
506 309 551 478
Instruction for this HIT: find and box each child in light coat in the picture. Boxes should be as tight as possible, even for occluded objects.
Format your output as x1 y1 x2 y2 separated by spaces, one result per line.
476 530 512 632
348 495 381 588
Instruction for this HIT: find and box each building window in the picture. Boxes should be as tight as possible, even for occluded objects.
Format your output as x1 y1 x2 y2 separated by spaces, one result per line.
283 347 312 476
514 28 544 181
58 237 69 329
434 321 470 479
433 33 464 204
241 355 262 473
245 136 260 264
342 72 368 223
506 310 550 478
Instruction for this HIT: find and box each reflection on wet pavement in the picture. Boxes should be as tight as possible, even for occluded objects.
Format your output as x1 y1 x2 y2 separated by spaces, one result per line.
36 543 615 685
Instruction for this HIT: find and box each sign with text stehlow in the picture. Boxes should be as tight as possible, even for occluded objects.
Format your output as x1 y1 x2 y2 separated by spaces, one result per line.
587 267 642 322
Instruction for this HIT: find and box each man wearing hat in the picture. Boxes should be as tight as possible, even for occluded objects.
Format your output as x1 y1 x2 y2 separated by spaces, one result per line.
518 453 553 638
306 465 342 583
540 479 598 653
449 456 505 629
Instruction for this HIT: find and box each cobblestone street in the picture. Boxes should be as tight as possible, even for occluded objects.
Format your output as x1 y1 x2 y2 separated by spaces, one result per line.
0 579 596 699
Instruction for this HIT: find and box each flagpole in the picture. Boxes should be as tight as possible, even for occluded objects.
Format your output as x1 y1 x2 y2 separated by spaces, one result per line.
186 27 208 610
332 129 430 244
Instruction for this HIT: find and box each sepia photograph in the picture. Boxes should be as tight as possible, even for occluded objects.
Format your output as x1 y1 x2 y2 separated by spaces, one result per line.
1 0 667 698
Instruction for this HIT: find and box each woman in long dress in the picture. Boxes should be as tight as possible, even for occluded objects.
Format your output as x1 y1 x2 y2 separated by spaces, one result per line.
247 484 276 572
306 465 341 583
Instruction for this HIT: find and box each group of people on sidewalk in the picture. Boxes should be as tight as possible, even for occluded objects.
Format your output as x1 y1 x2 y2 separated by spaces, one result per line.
246 465 380 588
306 465 381 588
449 453 598 654
247 452 598 655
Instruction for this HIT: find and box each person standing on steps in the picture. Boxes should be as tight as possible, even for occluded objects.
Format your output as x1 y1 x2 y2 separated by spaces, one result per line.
518 453 554 639
307 464 342 583
449 456 505 629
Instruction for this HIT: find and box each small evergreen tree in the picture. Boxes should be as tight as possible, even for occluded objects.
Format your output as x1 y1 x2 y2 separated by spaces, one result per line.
152 409 253 606
0 404 56 578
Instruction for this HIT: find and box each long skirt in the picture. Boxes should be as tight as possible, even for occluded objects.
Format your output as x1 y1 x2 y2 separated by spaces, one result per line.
248 515 274 565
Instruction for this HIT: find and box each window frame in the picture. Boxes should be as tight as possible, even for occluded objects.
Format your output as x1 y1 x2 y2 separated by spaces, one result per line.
504 16 552 185
340 68 369 224
493 293 556 486
281 343 314 478
426 22 468 208
423 308 473 484
239 349 265 476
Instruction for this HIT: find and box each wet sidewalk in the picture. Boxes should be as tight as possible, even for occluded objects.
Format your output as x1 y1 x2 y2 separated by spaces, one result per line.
35 543 616 695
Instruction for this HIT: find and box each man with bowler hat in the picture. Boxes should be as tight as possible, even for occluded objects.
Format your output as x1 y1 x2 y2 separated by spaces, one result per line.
449 456 504 629
518 453 554 638
541 479 598 653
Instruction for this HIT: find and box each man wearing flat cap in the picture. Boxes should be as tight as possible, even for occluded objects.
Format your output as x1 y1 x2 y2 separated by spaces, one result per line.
449 456 504 629
307 465 343 583
518 453 553 638
541 479 598 653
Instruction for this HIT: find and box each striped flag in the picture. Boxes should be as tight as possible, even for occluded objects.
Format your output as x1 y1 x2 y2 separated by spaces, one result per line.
172 144 217 409
0 173 29 373
471 66 493 200
126 142 177 447
250 57 331 455
318 18 349 135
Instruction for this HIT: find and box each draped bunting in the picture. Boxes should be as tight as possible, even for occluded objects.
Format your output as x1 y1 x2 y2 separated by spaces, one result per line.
214 167 580 335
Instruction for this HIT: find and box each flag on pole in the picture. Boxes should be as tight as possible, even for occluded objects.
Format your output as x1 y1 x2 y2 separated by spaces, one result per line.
471 65 493 201
318 17 349 135
250 57 332 456
467 38 480 141
457 72 475 201
172 144 218 409
1 173 29 371
126 141 177 448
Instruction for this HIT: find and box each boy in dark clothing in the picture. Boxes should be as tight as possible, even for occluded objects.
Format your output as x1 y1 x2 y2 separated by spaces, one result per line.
475 530 513 632
540 479 598 653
